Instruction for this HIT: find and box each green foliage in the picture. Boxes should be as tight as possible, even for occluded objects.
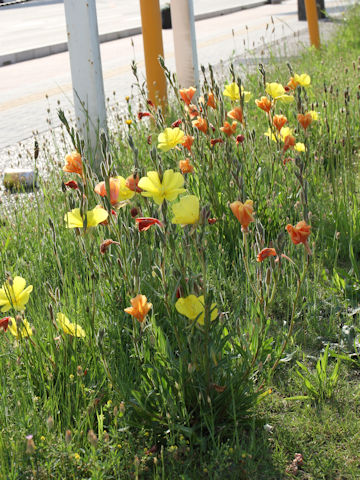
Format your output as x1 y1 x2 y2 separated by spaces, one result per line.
292 344 341 403
1 5 360 478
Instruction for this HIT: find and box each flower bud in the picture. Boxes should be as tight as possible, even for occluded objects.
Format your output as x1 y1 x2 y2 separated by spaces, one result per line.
265 267 271 286
65 429 72 444
26 435 36 455
47 416 54 430
87 429 98 447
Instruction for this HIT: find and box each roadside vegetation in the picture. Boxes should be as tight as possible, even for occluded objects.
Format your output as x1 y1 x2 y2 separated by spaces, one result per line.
1 6 360 479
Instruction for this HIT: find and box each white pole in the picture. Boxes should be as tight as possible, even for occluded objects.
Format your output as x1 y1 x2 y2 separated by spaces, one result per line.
63 0 107 171
170 0 199 89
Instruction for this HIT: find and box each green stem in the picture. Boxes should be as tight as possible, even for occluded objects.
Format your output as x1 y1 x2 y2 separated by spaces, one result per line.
242 231 262 303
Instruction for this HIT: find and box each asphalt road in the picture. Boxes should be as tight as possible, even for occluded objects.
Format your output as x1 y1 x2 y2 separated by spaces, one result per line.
0 0 350 150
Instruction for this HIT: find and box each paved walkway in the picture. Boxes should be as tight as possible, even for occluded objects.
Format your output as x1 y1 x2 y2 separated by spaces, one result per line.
0 0 352 150
1 0 265 64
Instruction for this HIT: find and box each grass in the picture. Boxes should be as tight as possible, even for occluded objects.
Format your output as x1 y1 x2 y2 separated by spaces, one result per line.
1 6 360 479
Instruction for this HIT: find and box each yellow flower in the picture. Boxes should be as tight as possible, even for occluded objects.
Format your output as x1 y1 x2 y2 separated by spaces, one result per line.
171 195 200 225
175 295 218 326
294 142 306 152
223 83 251 102
138 169 186 205
264 128 279 142
157 128 185 152
64 207 108 228
125 119 132 125
294 73 311 87
280 127 293 140
307 110 319 121
57 313 86 338
265 82 294 103
8 318 33 338
265 127 294 144
0 276 33 312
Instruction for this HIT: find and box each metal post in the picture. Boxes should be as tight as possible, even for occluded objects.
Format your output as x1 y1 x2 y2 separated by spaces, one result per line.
170 0 199 89
63 0 107 171
139 0 167 110
304 0 320 48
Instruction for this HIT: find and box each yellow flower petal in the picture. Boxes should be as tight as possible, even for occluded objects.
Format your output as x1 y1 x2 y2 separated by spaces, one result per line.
266 82 285 99
276 95 295 104
87 208 108 227
175 294 218 325
64 208 108 228
223 83 240 101
64 209 84 228
307 110 319 121
266 82 294 103
12 276 26 296
264 128 278 142
139 169 186 205
115 176 136 201
8 318 33 339
242 89 252 103
57 313 86 338
157 128 185 152
294 142 306 152
294 73 311 87
280 127 293 140
172 195 200 225
0 276 33 312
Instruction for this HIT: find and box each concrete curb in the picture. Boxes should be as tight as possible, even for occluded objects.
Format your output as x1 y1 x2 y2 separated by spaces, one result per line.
0 1 268 67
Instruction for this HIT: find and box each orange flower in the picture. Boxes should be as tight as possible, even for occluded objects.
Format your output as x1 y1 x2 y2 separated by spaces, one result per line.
257 248 277 262
179 158 194 174
210 138 224 147
220 121 237 136
137 111 152 120
230 200 255 232
273 114 287 132
297 113 313 130
207 92 216 109
135 217 164 232
287 77 299 91
124 294 152 323
227 107 243 124
286 220 312 254
192 117 208 134
283 157 294 166
64 180 79 190
286 220 311 244
283 134 296 152
94 177 121 205
100 239 120 255
63 151 82 176
255 96 272 113
188 104 200 119
236 134 245 145
179 86 196 106
0 317 10 332
171 119 182 128
126 174 142 193
182 135 194 152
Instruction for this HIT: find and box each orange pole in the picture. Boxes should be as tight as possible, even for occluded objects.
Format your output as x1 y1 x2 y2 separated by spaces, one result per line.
304 0 320 48
139 0 167 109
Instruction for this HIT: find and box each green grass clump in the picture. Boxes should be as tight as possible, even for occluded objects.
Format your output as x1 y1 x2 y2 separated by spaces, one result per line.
1 6 360 479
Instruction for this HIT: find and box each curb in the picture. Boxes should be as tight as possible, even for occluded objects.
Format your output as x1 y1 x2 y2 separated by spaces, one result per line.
0 1 268 67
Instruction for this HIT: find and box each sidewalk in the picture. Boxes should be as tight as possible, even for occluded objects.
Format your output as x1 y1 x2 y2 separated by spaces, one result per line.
0 0 266 66
0 0 353 150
